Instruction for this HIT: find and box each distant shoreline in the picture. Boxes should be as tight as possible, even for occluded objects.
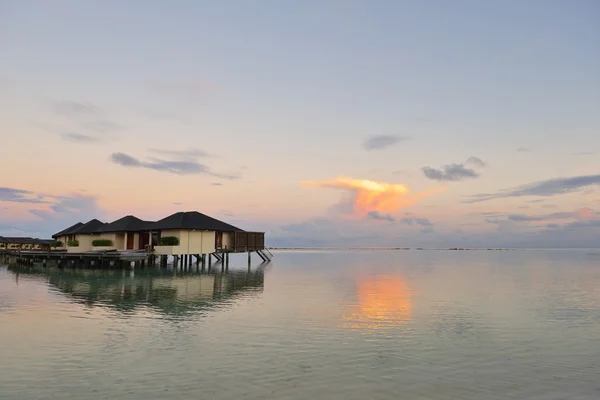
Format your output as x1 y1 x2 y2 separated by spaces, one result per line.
266 247 515 251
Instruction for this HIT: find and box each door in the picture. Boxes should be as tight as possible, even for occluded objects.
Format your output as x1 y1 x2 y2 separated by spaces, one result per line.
126 233 134 250
139 232 150 250
215 231 223 249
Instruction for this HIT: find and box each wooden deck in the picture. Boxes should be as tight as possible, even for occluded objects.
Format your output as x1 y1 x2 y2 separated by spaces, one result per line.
1 247 273 269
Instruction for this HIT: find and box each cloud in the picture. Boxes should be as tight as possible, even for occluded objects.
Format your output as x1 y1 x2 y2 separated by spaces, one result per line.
466 157 486 168
367 211 395 222
148 148 212 158
302 177 444 218
211 182 223 186
110 152 239 179
0 187 53 204
263 208 600 248
466 174 600 203
50 101 101 116
422 157 486 182
401 217 433 227
30 194 102 222
507 208 596 223
422 164 478 181
363 135 406 150
45 100 122 143
517 147 532 152
172 202 183 206
0 188 105 238
60 133 100 143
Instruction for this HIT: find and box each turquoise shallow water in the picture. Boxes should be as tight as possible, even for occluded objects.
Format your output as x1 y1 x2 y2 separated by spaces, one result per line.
1 249 600 399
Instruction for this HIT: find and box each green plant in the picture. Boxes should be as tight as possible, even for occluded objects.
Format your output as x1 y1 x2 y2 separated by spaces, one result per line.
67 240 79 247
51 241 63 248
159 236 179 246
92 239 113 247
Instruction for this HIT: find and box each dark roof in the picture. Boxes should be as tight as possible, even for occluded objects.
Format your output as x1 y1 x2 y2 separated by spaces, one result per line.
151 211 244 232
52 222 84 238
96 215 155 233
76 219 107 234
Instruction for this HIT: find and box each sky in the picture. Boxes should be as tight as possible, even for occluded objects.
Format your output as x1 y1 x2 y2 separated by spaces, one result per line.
1 0 599 248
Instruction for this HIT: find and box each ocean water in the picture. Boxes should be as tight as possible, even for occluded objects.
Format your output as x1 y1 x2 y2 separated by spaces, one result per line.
1 249 600 399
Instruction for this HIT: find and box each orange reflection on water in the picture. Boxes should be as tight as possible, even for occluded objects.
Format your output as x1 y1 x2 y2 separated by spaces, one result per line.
342 275 412 331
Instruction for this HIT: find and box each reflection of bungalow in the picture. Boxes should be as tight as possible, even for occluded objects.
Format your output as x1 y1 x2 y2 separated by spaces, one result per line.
0 236 54 251
7 265 265 316
51 211 267 258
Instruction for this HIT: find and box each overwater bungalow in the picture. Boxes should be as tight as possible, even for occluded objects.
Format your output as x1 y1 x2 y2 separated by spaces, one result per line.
51 222 84 249
92 215 155 251
49 211 269 263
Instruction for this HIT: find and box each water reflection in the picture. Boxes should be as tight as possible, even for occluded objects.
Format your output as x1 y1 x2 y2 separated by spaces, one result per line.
342 274 412 332
7 265 265 319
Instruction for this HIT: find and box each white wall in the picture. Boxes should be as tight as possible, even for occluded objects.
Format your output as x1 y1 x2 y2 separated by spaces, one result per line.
69 233 118 252
155 230 217 254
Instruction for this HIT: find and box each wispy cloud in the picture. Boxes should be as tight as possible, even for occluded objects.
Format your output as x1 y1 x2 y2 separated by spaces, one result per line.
363 135 407 150
0 187 52 204
517 147 532 152
466 174 600 203
401 217 433 227
110 152 239 179
367 210 395 222
422 157 486 182
50 101 101 117
466 156 486 168
45 100 122 143
148 148 212 158
507 208 596 222
0 187 105 238
211 182 223 186
60 133 100 143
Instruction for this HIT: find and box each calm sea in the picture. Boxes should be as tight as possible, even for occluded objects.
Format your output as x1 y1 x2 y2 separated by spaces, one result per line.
1 249 600 399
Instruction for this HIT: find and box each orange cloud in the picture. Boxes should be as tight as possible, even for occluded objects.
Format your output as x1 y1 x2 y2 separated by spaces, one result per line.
302 176 444 217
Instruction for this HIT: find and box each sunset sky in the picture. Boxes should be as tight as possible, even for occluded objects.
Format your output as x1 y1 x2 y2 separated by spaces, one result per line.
1 0 599 247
